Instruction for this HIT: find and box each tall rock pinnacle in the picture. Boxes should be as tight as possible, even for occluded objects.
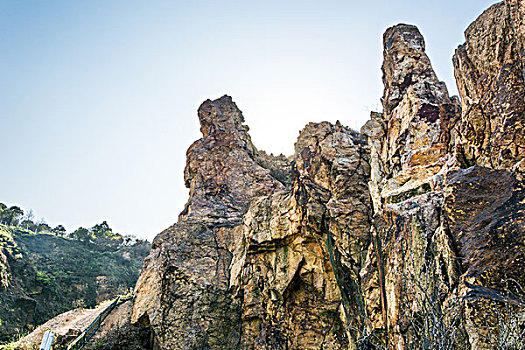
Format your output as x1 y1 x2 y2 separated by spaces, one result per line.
131 96 291 349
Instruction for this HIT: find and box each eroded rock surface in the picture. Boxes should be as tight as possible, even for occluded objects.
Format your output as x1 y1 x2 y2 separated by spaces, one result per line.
361 23 464 348
230 122 371 349
454 0 525 169
132 96 290 349
130 9 524 348
360 12 525 348
131 94 373 349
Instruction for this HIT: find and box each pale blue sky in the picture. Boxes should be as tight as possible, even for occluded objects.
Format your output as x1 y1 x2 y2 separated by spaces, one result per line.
1 0 496 240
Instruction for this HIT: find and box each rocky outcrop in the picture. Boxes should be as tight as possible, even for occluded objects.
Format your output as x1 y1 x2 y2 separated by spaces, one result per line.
131 96 373 349
360 23 464 348
230 122 371 349
130 5 524 348
358 4 525 348
131 96 293 349
450 1 525 347
453 0 525 170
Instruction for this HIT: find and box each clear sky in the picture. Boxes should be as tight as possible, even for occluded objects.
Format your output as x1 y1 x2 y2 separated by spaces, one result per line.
0 0 497 240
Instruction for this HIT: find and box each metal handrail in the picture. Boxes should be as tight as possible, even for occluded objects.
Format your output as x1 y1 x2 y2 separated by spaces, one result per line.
66 295 132 350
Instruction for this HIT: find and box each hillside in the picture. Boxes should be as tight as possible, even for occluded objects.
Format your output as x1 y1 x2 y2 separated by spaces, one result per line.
0 224 149 344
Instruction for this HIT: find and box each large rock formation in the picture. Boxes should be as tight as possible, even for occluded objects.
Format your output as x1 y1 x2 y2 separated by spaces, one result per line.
358 2 525 348
449 1 525 347
230 121 371 349
131 96 291 349
129 2 525 348
360 23 467 349
131 97 372 349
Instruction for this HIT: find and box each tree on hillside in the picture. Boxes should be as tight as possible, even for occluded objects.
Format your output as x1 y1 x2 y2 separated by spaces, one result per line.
35 219 51 233
52 225 66 236
2 206 24 226
20 209 36 230
91 221 112 237
72 227 90 242
90 221 123 250
20 219 36 231
23 209 34 223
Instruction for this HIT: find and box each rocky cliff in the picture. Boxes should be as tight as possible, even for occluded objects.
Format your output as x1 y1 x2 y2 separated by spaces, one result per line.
128 2 525 349
130 95 373 350
12 1 525 349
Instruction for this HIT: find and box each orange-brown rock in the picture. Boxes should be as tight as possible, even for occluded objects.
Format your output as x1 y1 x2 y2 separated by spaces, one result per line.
360 7 525 349
131 9 525 349
131 96 290 349
230 122 371 349
361 23 465 348
131 96 374 349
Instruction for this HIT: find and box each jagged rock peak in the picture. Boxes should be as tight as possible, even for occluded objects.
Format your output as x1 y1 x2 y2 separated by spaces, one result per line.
181 95 292 224
364 22 459 211
198 95 249 138
384 23 425 51
381 23 444 115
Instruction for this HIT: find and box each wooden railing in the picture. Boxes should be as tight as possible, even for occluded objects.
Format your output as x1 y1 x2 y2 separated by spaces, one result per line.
66 295 132 350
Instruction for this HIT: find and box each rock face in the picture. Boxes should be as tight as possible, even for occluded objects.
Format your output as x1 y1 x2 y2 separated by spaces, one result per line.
131 97 372 349
230 122 371 349
128 4 525 347
454 0 525 170
361 23 465 348
132 96 290 349
450 1 525 347
358 8 525 348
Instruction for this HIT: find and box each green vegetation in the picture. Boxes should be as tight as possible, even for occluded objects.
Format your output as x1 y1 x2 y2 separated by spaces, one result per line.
0 203 150 344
